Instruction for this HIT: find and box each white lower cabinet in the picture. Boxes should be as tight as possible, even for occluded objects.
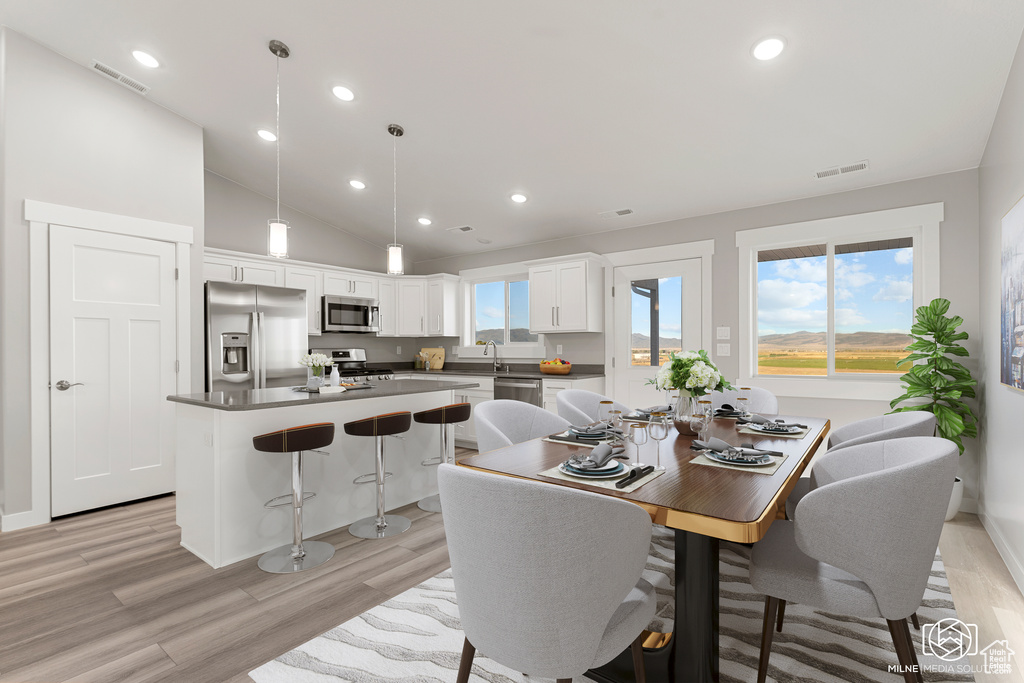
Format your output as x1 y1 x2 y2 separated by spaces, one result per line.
542 376 606 416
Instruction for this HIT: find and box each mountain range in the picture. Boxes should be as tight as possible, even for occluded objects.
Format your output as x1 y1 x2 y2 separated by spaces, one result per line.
628 331 911 350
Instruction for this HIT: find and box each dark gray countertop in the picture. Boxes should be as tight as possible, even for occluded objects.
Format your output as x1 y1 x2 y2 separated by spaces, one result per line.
166 379 480 412
398 368 606 380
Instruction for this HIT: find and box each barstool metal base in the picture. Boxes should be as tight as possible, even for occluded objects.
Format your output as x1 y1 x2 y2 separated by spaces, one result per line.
417 494 442 512
349 514 412 539
257 540 335 573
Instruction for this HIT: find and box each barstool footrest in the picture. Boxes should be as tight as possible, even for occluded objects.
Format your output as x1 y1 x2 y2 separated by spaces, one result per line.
420 456 444 466
353 472 392 485
264 491 316 509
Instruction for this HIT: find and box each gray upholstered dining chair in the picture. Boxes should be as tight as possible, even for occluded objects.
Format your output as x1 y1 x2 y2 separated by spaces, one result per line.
711 386 779 415
750 437 957 683
786 411 937 519
556 389 630 425
437 463 656 683
473 399 571 453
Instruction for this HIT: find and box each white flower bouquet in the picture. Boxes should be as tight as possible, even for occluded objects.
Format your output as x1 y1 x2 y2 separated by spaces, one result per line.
299 352 333 378
650 350 731 397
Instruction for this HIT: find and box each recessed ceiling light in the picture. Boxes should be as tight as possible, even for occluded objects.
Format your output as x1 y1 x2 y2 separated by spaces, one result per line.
332 85 355 101
418 217 432 226
510 193 527 203
477 238 492 244
132 50 159 68
349 179 366 190
257 129 277 142
752 37 785 61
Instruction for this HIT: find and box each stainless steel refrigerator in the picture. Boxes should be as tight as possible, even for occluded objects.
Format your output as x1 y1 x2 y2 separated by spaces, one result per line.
205 281 308 392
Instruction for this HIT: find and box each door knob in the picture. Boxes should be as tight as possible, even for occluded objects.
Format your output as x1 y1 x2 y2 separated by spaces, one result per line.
55 380 84 391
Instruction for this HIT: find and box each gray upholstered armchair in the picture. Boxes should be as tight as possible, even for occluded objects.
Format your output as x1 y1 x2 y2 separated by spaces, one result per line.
438 463 656 682
556 389 630 425
710 386 779 415
473 399 570 453
750 436 957 683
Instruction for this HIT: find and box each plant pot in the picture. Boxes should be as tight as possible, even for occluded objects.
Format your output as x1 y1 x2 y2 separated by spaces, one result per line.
673 395 698 435
945 477 963 522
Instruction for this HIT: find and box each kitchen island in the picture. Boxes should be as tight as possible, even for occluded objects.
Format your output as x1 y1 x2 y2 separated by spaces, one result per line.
167 379 479 568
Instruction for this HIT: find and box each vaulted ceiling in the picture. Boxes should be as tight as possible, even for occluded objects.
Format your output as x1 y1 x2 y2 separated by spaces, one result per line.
2 1 1022 262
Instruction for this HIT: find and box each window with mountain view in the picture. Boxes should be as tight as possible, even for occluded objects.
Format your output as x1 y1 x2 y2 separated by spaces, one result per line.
631 276 683 365
474 279 537 345
756 238 914 376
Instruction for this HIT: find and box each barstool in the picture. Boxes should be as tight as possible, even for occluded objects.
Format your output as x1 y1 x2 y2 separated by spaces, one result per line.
414 402 472 512
252 422 336 574
346 411 413 539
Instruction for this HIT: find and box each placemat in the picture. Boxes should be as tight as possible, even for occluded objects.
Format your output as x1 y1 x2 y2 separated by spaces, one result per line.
542 435 620 449
736 426 808 439
537 465 665 492
688 451 788 475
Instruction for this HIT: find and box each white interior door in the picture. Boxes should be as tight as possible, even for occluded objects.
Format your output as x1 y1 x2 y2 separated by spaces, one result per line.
49 225 178 516
612 259 703 409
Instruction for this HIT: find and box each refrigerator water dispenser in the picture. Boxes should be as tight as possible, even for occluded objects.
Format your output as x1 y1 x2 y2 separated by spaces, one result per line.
221 333 249 374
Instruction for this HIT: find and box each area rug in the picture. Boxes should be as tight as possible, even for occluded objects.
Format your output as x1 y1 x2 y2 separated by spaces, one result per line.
250 527 975 682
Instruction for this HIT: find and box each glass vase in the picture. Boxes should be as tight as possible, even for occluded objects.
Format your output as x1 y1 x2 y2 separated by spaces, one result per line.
673 393 699 435
306 367 324 390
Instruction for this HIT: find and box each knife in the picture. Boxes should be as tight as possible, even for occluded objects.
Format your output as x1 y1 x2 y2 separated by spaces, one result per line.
615 465 655 489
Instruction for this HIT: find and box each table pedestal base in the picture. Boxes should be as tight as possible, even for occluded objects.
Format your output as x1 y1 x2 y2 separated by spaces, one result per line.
587 529 720 683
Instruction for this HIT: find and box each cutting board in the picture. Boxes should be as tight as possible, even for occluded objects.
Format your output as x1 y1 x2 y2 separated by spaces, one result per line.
421 347 446 370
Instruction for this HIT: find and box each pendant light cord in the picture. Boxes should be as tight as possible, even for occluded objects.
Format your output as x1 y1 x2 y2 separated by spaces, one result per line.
392 132 398 245
276 53 281 223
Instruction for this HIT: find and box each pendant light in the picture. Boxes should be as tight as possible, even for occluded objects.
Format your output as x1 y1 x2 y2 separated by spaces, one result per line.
267 39 290 259
386 123 405 275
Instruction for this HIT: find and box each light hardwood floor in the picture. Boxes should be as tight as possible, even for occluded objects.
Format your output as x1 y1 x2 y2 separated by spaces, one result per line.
1 484 1021 681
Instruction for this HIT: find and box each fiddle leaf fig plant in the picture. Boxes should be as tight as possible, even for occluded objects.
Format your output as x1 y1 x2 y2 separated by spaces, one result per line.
889 297 977 454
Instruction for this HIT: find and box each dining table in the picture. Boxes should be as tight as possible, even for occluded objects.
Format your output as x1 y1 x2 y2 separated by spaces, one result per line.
457 412 830 683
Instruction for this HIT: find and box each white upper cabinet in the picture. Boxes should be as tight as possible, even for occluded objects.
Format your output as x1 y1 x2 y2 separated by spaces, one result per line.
284 266 323 335
426 275 460 337
528 257 603 333
203 254 284 286
396 278 427 336
323 272 378 299
377 278 397 337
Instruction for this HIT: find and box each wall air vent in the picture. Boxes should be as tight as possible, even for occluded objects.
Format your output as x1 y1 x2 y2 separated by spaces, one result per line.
598 208 635 219
446 225 474 233
90 60 151 95
815 159 869 180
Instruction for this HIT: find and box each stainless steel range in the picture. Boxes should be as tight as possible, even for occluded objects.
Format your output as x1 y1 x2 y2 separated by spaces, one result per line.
309 348 395 382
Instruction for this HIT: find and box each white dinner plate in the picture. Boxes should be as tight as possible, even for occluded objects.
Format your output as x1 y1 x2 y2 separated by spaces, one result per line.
558 463 628 479
701 451 774 467
743 423 802 434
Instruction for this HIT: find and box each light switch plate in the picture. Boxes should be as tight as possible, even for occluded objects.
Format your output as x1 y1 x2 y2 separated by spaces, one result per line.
556 344 563 355
716 326 731 340
396 345 402 355
717 343 731 357
452 345 458 356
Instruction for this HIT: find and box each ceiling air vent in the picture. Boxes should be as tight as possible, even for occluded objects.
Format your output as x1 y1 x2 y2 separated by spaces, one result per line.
446 225 474 233
90 60 151 95
598 208 634 219
814 160 869 180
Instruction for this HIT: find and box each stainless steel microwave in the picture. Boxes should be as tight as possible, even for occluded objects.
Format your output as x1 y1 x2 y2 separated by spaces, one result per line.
322 295 380 333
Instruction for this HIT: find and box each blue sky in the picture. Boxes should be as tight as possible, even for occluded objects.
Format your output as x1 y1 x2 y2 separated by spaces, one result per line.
756 247 913 336
631 276 683 339
475 280 531 331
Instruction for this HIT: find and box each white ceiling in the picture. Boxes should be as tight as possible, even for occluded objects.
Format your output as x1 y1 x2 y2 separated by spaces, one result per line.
2 1 1023 262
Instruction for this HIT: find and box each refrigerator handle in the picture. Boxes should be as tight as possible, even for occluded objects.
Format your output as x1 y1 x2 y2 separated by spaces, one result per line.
258 311 268 389
251 311 261 389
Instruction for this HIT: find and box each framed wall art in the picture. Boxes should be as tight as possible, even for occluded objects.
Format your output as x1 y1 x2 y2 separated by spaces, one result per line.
1002 193 1024 390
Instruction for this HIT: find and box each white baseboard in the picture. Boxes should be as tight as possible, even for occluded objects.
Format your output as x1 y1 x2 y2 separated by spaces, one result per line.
960 496 979 514
1 508 50 532
978 502 1024 597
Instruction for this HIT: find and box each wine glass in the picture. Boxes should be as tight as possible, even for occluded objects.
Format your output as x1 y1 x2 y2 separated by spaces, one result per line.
598 400 614 425
607 410 624 443
735 396 750 417
648 412 669 470
627 423 648 466
695 399 713 441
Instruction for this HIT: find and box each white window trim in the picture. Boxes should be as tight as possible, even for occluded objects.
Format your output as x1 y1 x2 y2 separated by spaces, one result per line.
457 263 546 359
736 202 942 401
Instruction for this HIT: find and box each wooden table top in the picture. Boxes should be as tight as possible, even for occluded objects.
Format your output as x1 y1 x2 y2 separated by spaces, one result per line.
458 415 830 543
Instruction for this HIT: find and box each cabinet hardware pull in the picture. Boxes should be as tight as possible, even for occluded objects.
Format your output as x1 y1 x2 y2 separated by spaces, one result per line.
557 307 560 326
551 306 555 326
436 314 440 331
239 267 244 281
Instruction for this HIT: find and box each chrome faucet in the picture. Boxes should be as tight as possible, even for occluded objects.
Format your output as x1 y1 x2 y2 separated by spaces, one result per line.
483 340 502 373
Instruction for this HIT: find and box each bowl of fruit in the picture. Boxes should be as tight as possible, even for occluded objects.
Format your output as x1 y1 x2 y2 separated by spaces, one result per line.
540 358 571 375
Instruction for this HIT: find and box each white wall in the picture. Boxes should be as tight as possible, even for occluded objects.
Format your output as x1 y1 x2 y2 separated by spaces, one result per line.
0 28 205 517
416 169 983 506
205 171 417 272
978 29 1024 591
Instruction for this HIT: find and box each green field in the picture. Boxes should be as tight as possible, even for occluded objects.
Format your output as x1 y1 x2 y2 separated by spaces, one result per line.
758 350 904 375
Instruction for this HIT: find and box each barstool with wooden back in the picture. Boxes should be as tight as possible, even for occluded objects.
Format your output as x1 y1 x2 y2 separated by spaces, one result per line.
345 411 413 539
413 402 472 512
252 422 336 573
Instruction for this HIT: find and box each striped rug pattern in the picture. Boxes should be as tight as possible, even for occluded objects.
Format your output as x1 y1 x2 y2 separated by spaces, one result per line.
250 526 974 682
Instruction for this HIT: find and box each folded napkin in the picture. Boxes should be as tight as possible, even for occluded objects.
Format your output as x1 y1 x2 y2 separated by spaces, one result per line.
736 414 808 429
567 443 626 469
691 437 780 461
571 421 623 435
